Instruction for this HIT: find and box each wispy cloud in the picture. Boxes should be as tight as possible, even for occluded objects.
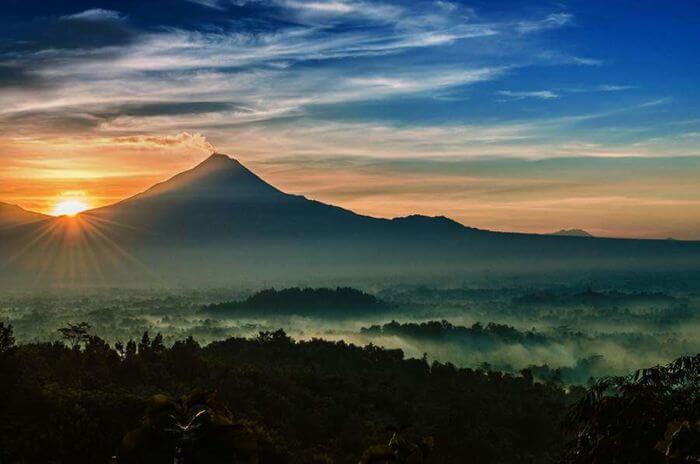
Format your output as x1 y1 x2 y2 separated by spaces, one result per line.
186 0 229 10
497 90 559 100
597 84 635 92
516 13 573 33
0 1 661 160
281 0 404 21
60 8 126 22
570 56 604 66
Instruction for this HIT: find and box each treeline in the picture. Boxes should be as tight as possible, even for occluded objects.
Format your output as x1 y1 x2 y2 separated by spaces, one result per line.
357 320 700 385
512 288 680 308
0 322 575 464
204 287 390 317
361 320 551 345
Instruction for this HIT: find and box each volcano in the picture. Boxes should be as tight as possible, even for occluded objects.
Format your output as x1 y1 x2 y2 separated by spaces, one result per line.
86 154 467 243
1 154 699 287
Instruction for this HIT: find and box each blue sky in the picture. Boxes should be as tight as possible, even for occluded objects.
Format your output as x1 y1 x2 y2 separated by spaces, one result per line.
1 0 699 238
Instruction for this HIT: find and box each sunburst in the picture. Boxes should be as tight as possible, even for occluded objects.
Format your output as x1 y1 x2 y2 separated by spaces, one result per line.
52 199 89 217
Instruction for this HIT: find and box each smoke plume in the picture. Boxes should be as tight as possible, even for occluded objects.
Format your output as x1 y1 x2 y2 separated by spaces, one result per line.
114 132 217 154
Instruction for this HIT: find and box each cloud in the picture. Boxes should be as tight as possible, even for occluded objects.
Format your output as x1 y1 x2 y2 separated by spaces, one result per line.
61 9 125 23
563 84 636 94
0 65 45 89
110 101 248 117
570 56 604 66
0 1 590 131
186 0 229 10
280 0 404 21
0 1 663 165
112 132 218 154
283 0 357 14
497 90 559 100
517 13 573 33
0 8 134 55
497 85 633 102
597 84 635 92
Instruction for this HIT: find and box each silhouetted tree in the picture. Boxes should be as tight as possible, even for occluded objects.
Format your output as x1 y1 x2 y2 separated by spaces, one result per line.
0 322 15 355
564 354 700 463
58 322 92 349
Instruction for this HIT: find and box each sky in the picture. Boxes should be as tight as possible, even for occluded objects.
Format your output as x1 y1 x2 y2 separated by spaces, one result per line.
0 0 699 239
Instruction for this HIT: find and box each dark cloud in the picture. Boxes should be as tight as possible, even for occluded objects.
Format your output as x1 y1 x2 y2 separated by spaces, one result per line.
12 10 135 53
0 65 45 89
0 7 134 90
0 109 103 136
0 101 250 136
114 101 250 117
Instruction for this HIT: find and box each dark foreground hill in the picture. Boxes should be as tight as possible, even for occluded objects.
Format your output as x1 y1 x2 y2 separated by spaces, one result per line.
0 324 575 464
1 154 700 286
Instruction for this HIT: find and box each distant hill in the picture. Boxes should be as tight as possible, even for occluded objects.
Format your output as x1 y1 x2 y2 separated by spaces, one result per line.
0 202 49 227
1 153 700 287
204 287 390 317
551 229 594 237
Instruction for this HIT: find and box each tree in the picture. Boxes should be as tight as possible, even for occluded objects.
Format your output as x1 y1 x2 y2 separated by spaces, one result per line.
564 354 700 463
138 331 151 354
0 322 15 355
58 322 92 349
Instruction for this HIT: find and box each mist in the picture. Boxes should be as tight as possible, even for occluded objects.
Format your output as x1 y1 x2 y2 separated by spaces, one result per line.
4 274 699 385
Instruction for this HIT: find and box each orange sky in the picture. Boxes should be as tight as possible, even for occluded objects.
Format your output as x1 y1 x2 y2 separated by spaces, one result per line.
1 133 699 240
1 2 699 241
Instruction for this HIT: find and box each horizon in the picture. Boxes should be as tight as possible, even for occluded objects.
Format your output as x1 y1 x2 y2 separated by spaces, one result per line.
1 151 696 242
1 1 699 239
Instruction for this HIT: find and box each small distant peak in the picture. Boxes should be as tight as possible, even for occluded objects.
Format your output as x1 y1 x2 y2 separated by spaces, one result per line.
551 228 594 238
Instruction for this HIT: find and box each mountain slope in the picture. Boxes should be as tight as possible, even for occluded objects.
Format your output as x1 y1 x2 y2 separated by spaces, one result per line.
87 154 465 242
0 202 50 227
1 153 700 287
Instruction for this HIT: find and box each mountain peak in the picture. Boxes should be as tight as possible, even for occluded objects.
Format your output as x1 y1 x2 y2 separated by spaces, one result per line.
192 153 246 173
200 152 237 165
115 153 286 204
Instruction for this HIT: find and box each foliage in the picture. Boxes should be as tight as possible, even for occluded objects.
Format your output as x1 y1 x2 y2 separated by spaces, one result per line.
361 320 549 344
118 390 258 464
0 325 573 464
0 321 15 355
58 322 92 349
563 354 700 463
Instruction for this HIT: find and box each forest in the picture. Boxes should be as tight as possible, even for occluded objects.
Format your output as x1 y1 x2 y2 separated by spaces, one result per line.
2 281 699 385
0 322 576 463
1 279 699 462
2 320 698 463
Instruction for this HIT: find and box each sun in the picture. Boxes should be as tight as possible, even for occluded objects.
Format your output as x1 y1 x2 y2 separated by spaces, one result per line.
52 199 90 217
